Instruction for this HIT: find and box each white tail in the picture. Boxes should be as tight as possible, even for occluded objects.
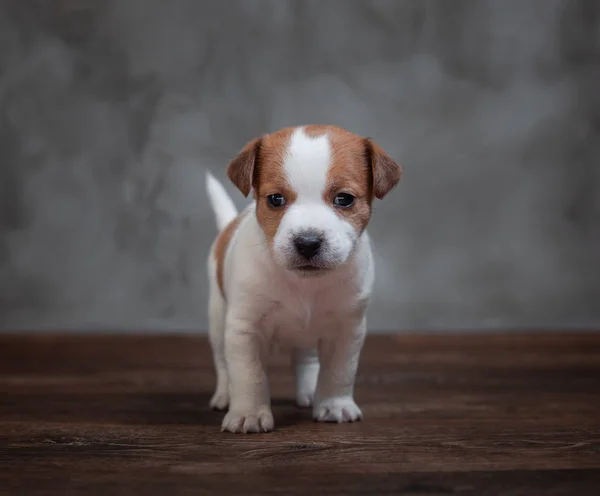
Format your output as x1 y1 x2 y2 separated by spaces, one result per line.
205 171 238 231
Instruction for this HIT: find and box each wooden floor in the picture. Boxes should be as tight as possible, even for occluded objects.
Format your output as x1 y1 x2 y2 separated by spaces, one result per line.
0 332 599 495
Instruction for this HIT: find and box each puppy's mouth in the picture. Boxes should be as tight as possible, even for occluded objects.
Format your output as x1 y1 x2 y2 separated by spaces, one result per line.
296 265 324 272
291 264 333 275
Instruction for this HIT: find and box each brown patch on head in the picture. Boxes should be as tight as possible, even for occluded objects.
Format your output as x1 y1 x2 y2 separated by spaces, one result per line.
225 129 297 246
214 212 246 298
303 125 401 234
300 126 365 234
250 128 298 246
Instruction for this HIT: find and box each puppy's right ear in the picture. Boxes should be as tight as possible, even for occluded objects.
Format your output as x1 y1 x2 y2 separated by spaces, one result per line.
226 137 262 197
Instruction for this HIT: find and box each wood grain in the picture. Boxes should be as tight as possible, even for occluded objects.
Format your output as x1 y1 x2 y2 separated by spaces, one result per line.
1 332 599 495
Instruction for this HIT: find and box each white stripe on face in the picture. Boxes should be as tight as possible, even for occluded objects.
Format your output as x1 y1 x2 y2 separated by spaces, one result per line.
283 127 331 202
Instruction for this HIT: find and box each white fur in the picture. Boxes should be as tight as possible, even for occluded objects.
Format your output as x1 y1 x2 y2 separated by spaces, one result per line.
205 171 238 231
206 127 375 433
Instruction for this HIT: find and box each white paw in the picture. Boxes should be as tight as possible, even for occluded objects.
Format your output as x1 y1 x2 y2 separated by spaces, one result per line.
209 390 229 411
296 391 314 408
221 406 274 433
313 397 362 423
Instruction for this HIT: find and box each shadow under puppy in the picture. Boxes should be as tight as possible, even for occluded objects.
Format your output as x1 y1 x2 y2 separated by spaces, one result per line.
205 125 402 433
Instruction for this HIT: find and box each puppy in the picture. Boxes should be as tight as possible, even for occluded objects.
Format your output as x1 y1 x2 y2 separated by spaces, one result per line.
205 125 401 433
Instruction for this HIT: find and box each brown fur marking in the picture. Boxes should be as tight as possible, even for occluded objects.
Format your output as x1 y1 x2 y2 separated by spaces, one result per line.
318 126 374 234
366 138 402 199
214 212 246 298
253 128 297 246
226 137 261 197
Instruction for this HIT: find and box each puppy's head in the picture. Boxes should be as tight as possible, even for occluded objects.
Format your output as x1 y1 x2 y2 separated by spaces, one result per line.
226 125 401 275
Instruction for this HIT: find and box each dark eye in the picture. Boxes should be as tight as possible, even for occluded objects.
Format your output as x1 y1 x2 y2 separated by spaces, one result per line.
333 193 355 208
267 194 286 207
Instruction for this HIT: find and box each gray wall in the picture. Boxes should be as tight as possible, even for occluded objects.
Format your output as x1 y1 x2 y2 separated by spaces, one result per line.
1 0 599 332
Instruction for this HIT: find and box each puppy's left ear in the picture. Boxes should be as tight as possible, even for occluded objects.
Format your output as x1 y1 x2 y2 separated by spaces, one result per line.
365 138 402 199
226 137 262 197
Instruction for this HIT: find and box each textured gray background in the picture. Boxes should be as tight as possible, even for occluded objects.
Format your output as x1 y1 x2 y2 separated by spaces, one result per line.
1 0 599 332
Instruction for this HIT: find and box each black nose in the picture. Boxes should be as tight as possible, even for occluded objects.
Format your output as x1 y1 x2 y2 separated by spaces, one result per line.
293 233 323 260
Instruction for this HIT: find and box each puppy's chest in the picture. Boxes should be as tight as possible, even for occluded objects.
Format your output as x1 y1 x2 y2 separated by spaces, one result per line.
260 289 351 348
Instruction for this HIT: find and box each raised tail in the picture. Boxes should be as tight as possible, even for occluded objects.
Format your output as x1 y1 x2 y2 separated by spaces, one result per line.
206 171 238 231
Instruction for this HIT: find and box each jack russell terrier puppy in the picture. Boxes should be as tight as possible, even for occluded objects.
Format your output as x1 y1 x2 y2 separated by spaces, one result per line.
205 124 402 433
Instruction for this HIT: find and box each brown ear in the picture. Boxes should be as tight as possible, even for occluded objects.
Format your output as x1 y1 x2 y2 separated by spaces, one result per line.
365 138 402 199
226 137 262 197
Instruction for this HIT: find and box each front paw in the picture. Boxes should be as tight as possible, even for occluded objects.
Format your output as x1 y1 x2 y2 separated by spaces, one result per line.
221 406 274 433
313 397 362 423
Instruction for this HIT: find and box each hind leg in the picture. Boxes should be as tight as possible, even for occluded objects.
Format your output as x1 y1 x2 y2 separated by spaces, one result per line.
292 347 319 408
208 263 229 410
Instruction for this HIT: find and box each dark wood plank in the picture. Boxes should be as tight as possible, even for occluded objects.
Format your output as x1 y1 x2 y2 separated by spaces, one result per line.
1 333 599 495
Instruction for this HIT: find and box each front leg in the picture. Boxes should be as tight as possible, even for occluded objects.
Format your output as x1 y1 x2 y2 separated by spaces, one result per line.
313 317 367 423
221 319 274 433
